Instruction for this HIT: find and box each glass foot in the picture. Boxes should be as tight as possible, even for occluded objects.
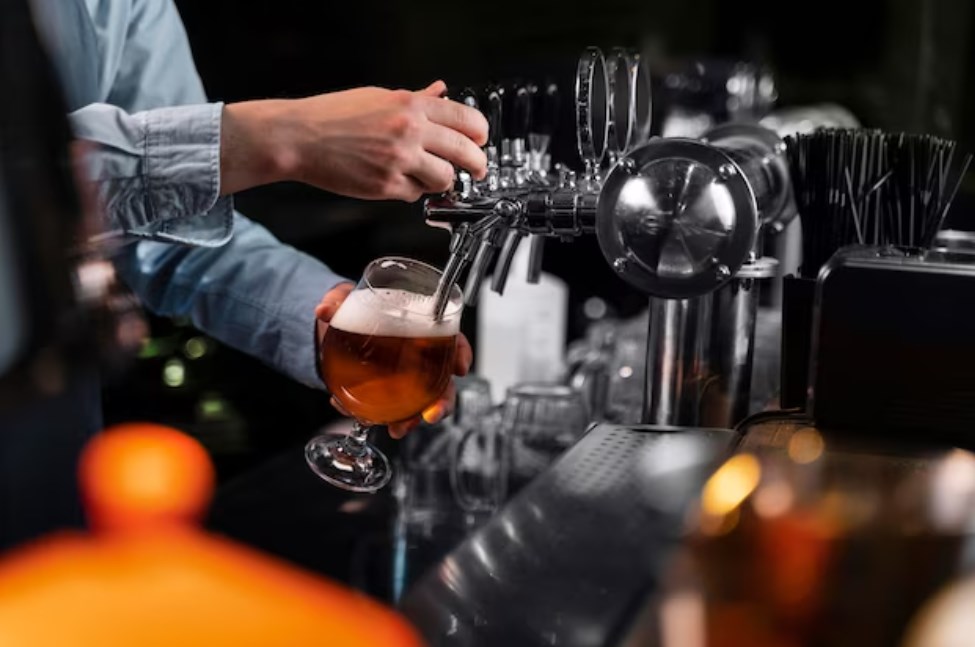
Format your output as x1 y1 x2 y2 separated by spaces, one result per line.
305 434 392 493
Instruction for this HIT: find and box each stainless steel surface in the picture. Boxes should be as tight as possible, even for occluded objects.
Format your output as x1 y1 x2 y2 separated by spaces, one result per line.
424 54 789 432
490 228 525 295
463 225 505 305
644 296 712 426
933 229 975 256
641 257 777 428
400 423 735 647
596 138 757 299
699 266 767 427
526 235 545 284
701 122 792 229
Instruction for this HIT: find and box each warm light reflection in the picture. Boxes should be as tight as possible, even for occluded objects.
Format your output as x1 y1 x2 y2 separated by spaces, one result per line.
930 449 975 530
701 454 761 518
659 590 706 647
787 428 825 464
753 480 795 518
700 506 741 536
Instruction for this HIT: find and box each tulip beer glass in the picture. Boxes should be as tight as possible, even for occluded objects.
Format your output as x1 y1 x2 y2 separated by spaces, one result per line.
305 257 463 493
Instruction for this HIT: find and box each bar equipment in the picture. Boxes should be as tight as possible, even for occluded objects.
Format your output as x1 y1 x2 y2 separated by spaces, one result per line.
656 59 778 139
426 47 791 428
809 246 975 444
450 383 589 512
779 129 973 411
402 423 736 647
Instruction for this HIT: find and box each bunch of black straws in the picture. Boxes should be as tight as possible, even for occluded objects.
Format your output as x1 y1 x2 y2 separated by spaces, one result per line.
784 129 972 278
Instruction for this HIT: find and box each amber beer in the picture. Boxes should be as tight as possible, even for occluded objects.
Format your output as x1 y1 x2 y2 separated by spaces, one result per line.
320 288 458 425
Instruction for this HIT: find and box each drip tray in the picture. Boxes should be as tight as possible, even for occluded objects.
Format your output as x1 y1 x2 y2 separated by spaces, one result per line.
400 423 735 646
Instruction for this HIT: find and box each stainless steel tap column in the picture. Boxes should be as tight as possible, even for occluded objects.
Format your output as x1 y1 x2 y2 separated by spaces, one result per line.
595 126 788 428
699 257 777 427
643 297 708 425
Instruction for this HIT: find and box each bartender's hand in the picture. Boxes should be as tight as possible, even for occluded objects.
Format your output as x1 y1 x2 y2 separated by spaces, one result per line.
314 283 474 439
221 80 489 201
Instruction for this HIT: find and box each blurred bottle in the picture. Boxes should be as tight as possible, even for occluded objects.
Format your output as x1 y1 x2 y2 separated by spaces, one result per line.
651 428 975 647
477 242 568 403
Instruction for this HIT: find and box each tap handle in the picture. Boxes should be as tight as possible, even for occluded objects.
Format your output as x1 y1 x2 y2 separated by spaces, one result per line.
532 80 561 138
511 82 532 141
491 228 525 295
485 84 504 151
529 82 559 163
458 87 480 111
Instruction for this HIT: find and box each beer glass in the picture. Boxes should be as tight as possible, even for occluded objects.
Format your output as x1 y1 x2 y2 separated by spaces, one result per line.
305 257 463 493
654 424 975 647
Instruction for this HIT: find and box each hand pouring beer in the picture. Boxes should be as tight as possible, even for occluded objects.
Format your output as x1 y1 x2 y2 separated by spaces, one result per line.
307 257 470 493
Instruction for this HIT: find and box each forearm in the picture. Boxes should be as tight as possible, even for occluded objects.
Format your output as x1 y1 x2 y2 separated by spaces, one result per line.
217 83 489 202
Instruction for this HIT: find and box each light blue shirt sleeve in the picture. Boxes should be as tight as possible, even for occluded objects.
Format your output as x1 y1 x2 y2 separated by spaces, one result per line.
70 102 233 246
32 0 350 388
115 213 345 389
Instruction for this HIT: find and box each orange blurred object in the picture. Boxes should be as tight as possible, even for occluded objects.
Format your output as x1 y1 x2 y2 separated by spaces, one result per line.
0 423 425 647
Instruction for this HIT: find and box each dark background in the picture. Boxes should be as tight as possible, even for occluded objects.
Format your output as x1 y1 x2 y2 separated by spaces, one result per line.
99 0 975 589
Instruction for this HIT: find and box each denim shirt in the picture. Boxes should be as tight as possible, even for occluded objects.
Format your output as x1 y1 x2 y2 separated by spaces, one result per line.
30 0 348 388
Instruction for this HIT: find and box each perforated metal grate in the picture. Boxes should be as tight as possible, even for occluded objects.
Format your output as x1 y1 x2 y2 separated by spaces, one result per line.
402 424 733 647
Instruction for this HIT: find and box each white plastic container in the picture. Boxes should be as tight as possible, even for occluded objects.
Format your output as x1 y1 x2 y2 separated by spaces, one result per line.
476 243 568 403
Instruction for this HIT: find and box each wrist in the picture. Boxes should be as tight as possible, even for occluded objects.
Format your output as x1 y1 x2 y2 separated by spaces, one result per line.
221 100 302 194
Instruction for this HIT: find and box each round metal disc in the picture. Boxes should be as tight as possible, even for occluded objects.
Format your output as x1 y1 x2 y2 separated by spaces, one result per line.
596 138 758 298
629 52 652 151
575 47 609 168
606 48 635 158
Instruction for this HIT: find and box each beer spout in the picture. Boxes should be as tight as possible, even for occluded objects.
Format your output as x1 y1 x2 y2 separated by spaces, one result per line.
526 235 545 284
464 224 507 305
491 228 526 295
431 210 508 320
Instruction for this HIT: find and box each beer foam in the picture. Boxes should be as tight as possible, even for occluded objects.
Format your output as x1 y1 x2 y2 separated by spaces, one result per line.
329 288 461 338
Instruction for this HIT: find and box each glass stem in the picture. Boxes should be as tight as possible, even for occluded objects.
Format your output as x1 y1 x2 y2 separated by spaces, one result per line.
344 421 371 455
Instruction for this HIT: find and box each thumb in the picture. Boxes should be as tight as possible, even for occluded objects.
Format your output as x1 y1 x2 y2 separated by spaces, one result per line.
418 80 448 98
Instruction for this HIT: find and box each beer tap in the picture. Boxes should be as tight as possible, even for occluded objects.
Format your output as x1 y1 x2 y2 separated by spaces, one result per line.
484 84 505 191
427 47 794 429
526 81 560 283
454 88 480 199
